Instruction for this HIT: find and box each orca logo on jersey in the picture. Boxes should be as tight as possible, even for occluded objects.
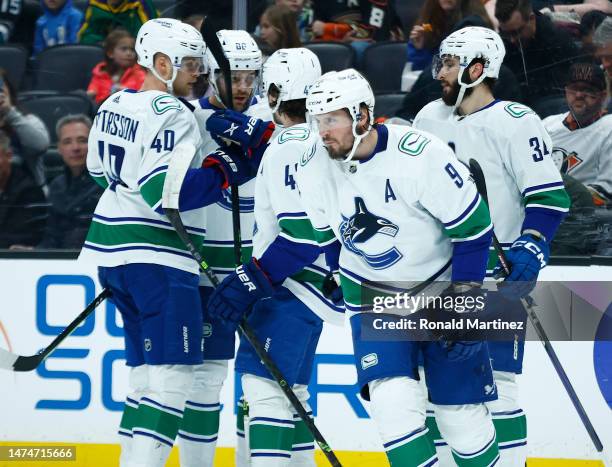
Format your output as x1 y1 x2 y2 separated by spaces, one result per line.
339 197 403 270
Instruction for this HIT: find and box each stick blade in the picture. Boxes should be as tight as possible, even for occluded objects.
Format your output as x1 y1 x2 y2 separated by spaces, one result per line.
468 158 489 205
12 354 44 372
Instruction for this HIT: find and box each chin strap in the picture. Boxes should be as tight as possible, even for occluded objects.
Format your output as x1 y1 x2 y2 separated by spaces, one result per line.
453 65 488 113
152 66 178 94
342 119 371 163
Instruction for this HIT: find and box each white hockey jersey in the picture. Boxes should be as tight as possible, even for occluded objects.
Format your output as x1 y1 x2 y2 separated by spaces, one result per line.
253 123 345 325
80 89 205 274
295 124 492 314
191 96 273 284
413 100 570 269
543 112 612 199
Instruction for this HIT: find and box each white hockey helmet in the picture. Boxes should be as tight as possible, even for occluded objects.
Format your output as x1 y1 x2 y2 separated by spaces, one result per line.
306 68 375 162
262 48 322 114
434 26 506 108
206 29 262 110
135 18 206 92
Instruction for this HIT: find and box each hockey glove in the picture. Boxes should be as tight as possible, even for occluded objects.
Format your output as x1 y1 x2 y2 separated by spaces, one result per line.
207 259 275 324
435 283 487 362
203 146 256 189
496 233 549 299
322 272 344 307
206 110 275 151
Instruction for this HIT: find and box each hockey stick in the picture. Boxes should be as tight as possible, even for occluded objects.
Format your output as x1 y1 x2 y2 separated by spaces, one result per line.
0 288 111 372
469 158 605 454
162 149 342 467
201 16 242 266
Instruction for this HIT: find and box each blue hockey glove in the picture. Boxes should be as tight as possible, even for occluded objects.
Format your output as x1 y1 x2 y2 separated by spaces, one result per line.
206 109 275 151
435 283 487 362
203 146 257 188
496 233 549 299
207 259 275 324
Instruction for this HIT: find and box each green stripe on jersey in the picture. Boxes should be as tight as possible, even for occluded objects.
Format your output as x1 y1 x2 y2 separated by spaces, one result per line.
91 175 109 189
140 172 166 208
524 187 570 211
339 272 396 309
492 413 527 446
445 197 491 240
290 267 327 293
87 220 204 252
201 244 253 269
313 227 336 245
180 406 220 437
279 217 317 243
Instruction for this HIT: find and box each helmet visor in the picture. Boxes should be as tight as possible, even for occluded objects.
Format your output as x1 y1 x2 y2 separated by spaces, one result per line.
178 56 207 76
432 54 459 79
312 111 353 133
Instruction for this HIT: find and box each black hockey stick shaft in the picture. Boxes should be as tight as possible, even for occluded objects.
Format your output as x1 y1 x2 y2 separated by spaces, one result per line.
3 288 111 372
201 16 242 266
165 208 342 466
469 158 604 453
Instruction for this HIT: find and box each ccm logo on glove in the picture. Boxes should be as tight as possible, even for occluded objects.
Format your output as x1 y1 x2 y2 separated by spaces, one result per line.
236 264 257 291
514 240 547 268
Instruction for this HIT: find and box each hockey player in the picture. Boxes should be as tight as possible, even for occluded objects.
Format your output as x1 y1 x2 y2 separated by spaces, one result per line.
79 19 258 467
176 29 277 467
231 47 346 466
413 27 571 466
207 68 502 467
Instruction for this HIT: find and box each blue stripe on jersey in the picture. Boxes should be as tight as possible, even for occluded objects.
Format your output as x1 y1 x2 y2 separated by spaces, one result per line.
444 192 480 228
83 243 195 260
216 190 255 212
522 181 564 196
257 235 320 285
276 211 308 220
522 206 567 241
299 281 345 313
340 258 451 291
358 125 389 164
138 165 168 186
203 239 253 246
92 214 207 235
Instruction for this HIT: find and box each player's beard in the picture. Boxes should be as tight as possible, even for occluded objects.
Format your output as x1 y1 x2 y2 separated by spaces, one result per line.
441 78 475 107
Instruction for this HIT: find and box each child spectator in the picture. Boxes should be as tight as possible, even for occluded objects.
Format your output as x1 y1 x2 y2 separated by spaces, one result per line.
580 9 607 54
274 0 313 42
409 0 493 71
0 69 50 188
258 4 302 52
78 0 157 45
40 114 102 249
0 130 47 249
33 0 83 55
87 29 145 104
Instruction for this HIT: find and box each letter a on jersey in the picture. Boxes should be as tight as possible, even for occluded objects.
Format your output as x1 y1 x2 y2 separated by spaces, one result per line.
339 197 403 269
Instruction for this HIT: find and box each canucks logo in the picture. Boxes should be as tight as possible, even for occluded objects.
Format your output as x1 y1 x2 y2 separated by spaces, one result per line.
339 197 403 269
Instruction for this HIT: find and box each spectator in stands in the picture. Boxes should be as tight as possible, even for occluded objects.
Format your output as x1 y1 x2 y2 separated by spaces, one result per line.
311 0 403 43
544 62 612 206
579 9 607 55
258 5 302 53
539 0 612 17
275 0 313 43
39 115 102 249
33 0 83 55
78 0 157 45
0 130 47 249
0 69 50 188
0 0 22 44
495 0 580 106
87 28 145 104
409 0 493 71
593 16 612 104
